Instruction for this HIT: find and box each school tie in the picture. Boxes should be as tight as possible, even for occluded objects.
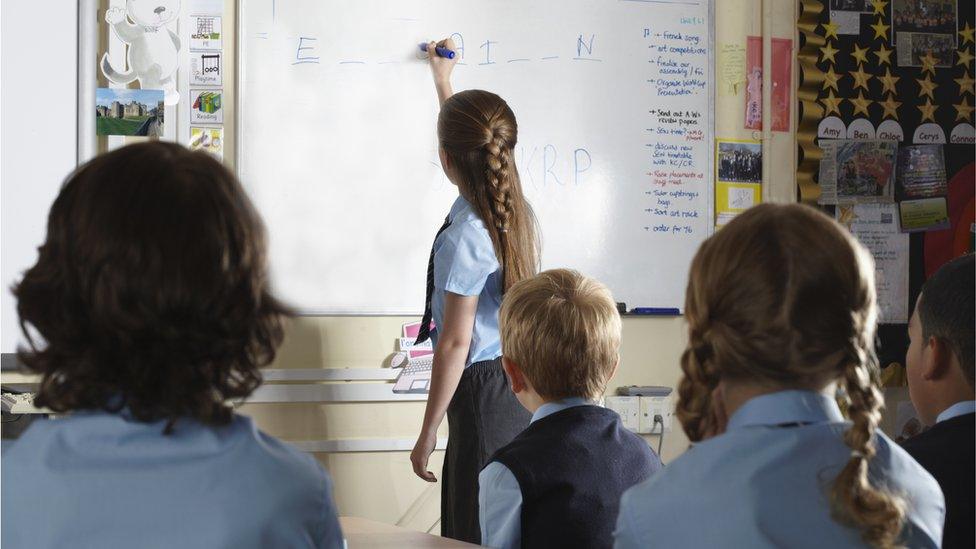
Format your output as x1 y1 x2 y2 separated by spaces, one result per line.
414 216 452 345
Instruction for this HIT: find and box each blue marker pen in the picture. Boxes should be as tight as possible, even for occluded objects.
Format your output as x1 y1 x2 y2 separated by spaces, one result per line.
629 307 680 316
419 43 456 59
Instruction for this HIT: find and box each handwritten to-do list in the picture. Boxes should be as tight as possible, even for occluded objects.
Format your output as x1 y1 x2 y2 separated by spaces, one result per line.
239 0 713 313
643 21 709 238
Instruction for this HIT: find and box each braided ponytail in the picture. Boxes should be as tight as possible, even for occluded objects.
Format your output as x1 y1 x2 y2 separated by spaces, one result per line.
438 90 539 292
676 203 907 547
676 333 720 441
831 356 905 548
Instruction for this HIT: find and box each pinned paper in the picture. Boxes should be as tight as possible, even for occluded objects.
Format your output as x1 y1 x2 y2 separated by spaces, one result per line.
719 42 746 96
818 140 897 205
190 15 222 50
771 38 792 132
715 139 762 227
189 126 224 159
836 203 909 323
190 51 223 86
95 87 165 137
190 89 223 124
744 37 762 130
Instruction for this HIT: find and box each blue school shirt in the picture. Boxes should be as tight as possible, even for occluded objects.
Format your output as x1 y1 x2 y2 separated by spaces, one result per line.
936 400 976 423
614 390 945 549
2 411 343 549
431 195 503 366
479 397 590 549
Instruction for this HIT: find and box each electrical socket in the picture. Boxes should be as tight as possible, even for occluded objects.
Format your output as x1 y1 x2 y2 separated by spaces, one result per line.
638 395 674 433
604 396 641 432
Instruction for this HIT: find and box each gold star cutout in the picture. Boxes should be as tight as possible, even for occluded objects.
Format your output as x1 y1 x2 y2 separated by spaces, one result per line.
918 98 937 123
849 91 873 117
956 72 975 96
820 89 843 117
851 44 870 66
822 66 841 91
878 68 899 95
820 42 839 65
956 97 975 122
879 96 901 120
870 19 889 41
822 21 840 40
960 23 975 46
870 0 887 16
850 65 873 91
917 75 938 99
874 44 893 66
920 52 938 75
958 48 975 67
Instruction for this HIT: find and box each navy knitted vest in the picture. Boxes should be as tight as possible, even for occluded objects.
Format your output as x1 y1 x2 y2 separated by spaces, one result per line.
488 405 661 549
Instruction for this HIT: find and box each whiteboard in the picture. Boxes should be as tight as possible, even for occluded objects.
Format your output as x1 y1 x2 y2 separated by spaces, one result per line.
239 0 714 314
1 1 79 354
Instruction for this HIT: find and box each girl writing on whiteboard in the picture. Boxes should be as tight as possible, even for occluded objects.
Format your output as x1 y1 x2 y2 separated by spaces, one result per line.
409 37 539 544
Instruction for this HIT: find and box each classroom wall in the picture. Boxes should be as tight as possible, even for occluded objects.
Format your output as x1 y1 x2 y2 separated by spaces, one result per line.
73 0 799 532
220 0 800 530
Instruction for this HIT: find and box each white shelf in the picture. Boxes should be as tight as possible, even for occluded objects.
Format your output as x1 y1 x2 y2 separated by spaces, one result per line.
289 437 447 453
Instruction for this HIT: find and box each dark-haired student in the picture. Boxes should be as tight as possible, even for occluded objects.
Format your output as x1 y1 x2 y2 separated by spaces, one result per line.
1 142 343 549
903 254 975 549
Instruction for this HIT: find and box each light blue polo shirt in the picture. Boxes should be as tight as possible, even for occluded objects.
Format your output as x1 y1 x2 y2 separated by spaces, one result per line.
614 390 945 548
430 195 503 366
2 411 343 549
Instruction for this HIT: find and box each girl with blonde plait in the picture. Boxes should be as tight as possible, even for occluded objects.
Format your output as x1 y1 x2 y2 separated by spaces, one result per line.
409 38 539 544
615 203 945 548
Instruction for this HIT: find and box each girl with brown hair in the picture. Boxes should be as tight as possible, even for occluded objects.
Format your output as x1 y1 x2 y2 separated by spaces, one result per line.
615 203 945 548
409 38 539 543
2 142 342 549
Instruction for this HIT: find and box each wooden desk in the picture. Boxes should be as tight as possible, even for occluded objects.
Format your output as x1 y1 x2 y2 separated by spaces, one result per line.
340 517 479 548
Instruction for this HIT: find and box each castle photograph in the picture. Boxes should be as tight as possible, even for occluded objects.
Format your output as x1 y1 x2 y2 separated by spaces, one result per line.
95 88 165 137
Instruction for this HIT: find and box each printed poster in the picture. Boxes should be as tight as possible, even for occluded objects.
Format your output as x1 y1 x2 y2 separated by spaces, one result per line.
190 51 223 86
896 145 950 232
771 38 792 132
190 15 222 50
836 203 909 323
744 36 762 130
892 0 957 44
715 139 762 227
899 197 951 232
189 89 223 124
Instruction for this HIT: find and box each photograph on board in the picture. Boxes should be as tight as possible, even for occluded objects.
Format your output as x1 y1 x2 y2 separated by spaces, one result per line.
717 141 762 183
835 141 897 201
829 0 872 12
95 88 165 137
896 32 955 66
892 0 957 40
896 145 947 201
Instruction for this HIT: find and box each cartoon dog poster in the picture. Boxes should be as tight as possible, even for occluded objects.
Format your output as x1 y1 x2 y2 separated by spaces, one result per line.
100 0 181 105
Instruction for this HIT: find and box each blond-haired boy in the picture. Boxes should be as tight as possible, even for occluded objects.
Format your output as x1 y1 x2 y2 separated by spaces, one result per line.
479 269 661 549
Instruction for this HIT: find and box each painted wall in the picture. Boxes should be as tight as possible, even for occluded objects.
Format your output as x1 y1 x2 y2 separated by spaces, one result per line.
76 0 800 533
